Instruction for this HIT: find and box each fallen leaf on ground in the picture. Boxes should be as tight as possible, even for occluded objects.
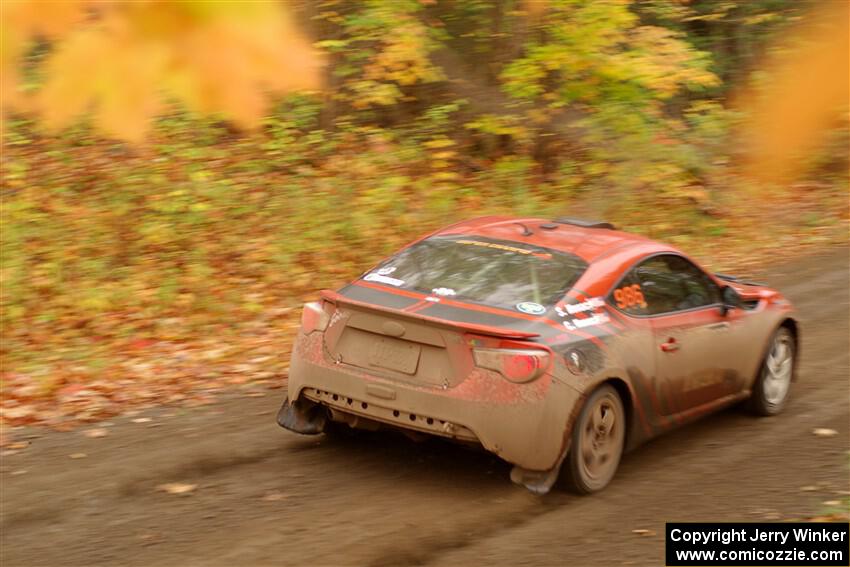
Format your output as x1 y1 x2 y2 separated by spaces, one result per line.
84 428 109 438
261 491 289 502
137 532 162 546
809 513 850 522
632 529 655 536
69 453 87 459
157 482 197 495
10 469 28 476
131 417 152 423
1 407 34 420
800 485 818 492
7 441 30 450
812 428 838 437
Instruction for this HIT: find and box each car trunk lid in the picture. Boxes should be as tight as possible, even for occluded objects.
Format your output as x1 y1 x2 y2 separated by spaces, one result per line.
320 289 537 388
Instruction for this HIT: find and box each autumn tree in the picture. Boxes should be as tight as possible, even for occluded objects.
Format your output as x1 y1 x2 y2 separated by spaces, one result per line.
1 0 323 142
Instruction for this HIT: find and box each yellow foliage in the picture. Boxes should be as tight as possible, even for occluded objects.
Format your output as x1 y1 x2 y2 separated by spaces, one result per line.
1 0 88 109
422 137 454 149
2 0 324 141
431 150 455 159
737 1 849 183
366 22 442 86
626 26 720 98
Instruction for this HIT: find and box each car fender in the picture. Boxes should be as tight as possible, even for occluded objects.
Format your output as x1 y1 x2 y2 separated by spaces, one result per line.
551 363 647 458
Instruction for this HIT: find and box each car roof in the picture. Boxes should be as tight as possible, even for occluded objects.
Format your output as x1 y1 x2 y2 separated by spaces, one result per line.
436 216 672 264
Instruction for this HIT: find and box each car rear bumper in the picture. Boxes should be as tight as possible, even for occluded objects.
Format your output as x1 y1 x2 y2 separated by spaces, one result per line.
281 332 582 471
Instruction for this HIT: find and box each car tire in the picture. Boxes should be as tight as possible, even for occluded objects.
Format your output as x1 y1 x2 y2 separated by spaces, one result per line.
563 384 626 494
749 326 796 416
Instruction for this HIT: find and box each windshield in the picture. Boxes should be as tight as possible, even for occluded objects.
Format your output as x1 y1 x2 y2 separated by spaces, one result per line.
361 235 587 313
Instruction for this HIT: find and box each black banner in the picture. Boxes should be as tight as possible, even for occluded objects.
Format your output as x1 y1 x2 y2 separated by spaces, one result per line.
666 522 849 566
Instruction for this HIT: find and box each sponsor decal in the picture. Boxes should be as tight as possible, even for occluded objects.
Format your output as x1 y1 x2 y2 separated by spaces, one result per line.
364 273 405 287
425 296 441 302
516 301 546 315
562 297 605 315
564 312 610 330
614 284 647 310
377 266 397 276
556 297 611 330
455 239 552 259
432 287 456 296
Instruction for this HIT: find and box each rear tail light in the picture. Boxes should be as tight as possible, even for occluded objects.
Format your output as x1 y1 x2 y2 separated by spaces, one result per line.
301 301 330 334
473 348 550 383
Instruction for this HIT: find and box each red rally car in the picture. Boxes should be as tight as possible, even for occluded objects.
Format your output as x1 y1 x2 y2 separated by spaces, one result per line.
276 217 798 494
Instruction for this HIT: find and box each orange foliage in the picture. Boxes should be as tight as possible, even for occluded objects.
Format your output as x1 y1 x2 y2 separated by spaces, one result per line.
737 1 849 183
1 1 324 142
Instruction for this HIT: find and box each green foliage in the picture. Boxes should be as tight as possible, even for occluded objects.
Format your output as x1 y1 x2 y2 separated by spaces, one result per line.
324 0 444 108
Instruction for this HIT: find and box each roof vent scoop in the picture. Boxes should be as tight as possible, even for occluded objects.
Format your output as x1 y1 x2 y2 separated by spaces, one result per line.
553 217 616 230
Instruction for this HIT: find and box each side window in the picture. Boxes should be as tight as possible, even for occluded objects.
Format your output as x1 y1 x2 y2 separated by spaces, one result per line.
664 255 721 309
611 255 720 316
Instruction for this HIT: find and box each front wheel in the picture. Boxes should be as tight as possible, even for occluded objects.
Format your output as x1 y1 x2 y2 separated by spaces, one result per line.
749 326 796 416
563 385 625 494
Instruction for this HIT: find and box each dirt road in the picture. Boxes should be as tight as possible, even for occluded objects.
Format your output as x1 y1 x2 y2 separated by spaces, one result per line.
2 248 848 567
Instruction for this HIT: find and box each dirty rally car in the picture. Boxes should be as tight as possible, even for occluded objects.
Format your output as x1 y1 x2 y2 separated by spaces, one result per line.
276 217 798 494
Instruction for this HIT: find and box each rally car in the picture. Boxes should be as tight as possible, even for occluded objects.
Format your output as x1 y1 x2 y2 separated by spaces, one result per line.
276 217 798 494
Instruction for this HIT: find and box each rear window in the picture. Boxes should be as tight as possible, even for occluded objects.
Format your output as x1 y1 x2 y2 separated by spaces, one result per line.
361 235 587 313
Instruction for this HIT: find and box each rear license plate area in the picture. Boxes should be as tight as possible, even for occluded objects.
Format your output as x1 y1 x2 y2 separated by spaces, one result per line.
369 338 421 375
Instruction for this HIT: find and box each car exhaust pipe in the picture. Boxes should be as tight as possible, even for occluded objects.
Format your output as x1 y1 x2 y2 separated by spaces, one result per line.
327 407 380 431
276 397 326 435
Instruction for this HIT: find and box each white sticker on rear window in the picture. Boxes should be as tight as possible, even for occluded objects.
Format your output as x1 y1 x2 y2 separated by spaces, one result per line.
432 287 456 296
377 266 397 275
516 301 546 315
364 273 405 287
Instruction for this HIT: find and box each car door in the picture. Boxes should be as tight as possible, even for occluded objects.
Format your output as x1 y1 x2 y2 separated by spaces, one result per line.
631 255 738 415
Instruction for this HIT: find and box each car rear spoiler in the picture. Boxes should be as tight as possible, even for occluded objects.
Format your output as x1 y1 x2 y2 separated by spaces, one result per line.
553 217 615 230
715 273 766 287
320 289 540 339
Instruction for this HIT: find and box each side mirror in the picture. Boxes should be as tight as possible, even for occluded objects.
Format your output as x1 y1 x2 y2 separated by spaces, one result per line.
720 285 741 316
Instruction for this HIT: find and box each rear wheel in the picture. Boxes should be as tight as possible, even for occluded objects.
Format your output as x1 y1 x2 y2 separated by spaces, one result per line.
564 385 625 494
749 326 795 416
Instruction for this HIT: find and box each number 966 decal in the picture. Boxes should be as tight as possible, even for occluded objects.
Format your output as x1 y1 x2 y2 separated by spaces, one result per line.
614 284 647 310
